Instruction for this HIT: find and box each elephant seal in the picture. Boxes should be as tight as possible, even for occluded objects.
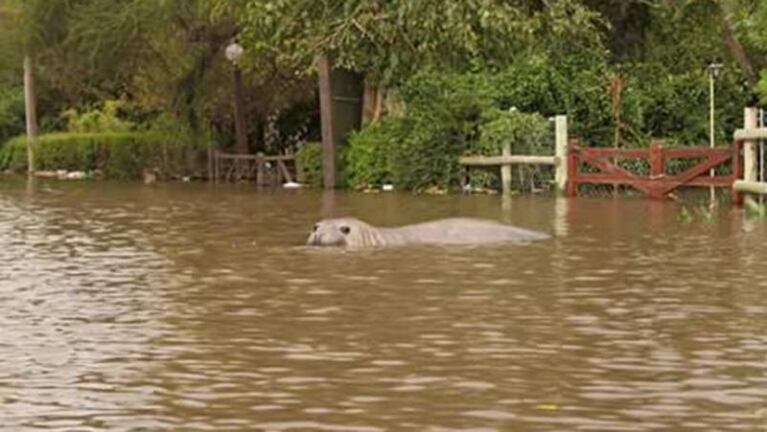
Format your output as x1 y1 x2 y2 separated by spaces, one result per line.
306 217 550 248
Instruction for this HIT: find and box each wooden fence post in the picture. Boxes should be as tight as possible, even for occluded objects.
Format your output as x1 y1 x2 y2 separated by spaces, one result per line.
555 115 568 191
744 108 758 184
566 138 579 196
207 142 214 182
256 152 266 186
295 155 305 183
650 140 664 178
648 140 665 199
743 108 758 206
501 142 512 194
732 140 743 205
214 150 220 183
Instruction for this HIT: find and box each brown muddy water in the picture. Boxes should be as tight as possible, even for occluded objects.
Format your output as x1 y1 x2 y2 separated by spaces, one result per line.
1 178 766 431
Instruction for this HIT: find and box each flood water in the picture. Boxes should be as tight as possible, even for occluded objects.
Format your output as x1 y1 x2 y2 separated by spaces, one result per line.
1 178 767 431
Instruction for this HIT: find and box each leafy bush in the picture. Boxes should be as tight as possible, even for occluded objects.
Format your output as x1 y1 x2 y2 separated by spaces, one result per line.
296 142 322 187
0 132 201 179
345 113 461 191
476 109 551 155
0 84 25 145
62 100 136 133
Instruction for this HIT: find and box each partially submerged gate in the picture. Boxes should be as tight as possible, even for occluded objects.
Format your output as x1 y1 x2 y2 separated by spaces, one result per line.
566 139 740 200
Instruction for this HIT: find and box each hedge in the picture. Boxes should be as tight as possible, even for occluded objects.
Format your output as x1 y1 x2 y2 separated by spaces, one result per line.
0 132 202 179
295 142 322 187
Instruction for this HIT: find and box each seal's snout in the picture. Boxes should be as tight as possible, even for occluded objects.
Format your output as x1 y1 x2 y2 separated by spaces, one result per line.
306 232 320 246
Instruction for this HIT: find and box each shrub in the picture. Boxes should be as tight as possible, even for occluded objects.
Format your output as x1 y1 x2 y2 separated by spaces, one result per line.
476 109 551 155
296 142 322 186
62 100 135 133
0 132 201 179
0 85 25 145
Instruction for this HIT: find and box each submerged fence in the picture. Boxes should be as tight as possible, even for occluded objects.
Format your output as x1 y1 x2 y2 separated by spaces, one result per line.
566 139 739 200
459 115 569 194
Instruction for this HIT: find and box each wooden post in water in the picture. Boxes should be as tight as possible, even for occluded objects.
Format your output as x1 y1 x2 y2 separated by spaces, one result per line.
566 138 579 197
256 152 266 186
650 140 665 178
743 107 758 185
214 150 220 183
208 142 214 182
23 56 38 173
648 140 665 199
501 142 512 194
554 115 568 192
741 107 759 207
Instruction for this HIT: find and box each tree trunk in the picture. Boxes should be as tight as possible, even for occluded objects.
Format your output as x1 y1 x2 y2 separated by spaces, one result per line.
361 77 386 126
362 77 377 126
373 86 385 121
318 54 337 189
23 55 38 173
232 66 249 154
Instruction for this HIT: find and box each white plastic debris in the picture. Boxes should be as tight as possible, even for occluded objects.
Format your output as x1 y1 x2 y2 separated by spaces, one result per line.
66 171 86 180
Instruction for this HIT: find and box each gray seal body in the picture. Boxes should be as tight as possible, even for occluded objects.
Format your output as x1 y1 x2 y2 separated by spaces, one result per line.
306 217 550 248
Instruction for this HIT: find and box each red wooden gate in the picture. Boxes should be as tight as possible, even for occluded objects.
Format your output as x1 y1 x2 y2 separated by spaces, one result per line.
566 139 741 200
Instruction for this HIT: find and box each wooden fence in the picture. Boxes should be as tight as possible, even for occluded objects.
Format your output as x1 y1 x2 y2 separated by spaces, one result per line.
565 139 739 200
459 115 569 193
212 151 300 185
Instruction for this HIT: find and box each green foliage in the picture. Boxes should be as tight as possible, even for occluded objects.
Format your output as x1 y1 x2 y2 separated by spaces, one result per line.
0 132 200 179
0 84 24 144
345 115 459 191
237 0 602 84
62 100 135 133
758 70 767 105
295 142 322 187
477 110 552 155
344 120 400 188
634 67 747 146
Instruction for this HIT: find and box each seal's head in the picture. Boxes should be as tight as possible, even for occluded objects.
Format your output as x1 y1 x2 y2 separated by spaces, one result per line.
306 217 379 247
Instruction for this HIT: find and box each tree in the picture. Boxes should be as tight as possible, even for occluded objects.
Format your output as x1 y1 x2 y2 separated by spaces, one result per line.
235 0 602 83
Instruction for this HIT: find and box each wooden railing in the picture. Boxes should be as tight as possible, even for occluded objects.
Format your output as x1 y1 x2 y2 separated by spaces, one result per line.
566 139 740 200
459 115 569 193
212 151 300 185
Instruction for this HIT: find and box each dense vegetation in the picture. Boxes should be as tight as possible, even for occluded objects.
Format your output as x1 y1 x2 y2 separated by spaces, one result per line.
1 0 767 188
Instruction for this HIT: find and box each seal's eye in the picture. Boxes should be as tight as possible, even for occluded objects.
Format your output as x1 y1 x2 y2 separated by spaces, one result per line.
339 226 351 235
313 224 319 232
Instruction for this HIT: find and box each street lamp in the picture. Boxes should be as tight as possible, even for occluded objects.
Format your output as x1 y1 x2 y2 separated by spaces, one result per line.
225 42 244 65
707 62 723 205
707 63 723 150
226 42 248 154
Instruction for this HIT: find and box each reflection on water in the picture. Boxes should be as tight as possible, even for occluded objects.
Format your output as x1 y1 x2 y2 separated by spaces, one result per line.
1 179 767 431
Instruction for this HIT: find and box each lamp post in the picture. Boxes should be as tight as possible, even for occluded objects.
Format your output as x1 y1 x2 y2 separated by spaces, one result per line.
225 42 249 154
707 62 723 205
